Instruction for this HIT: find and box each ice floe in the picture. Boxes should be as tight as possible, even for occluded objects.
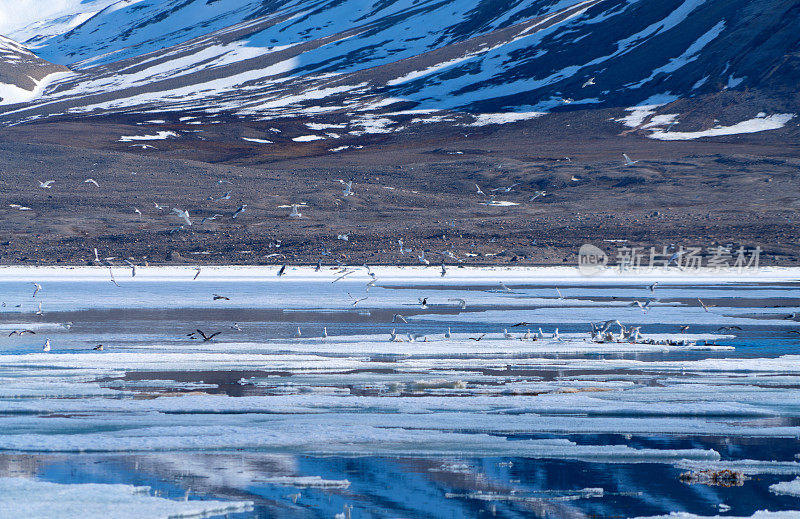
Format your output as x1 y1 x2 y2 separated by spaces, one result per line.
0 477 253 519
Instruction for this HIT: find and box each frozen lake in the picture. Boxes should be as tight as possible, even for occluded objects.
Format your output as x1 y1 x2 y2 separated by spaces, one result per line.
1 266 799 518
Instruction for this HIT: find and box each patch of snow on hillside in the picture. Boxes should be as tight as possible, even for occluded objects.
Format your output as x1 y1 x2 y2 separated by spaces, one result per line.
292 135 325 142
118 131 177 142
648 113 795 140
468 112 545 126
0 71 71 106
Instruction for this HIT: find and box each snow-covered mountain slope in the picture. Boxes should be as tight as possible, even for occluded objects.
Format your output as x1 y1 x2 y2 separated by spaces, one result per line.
0 35 69 105
0 0 797 136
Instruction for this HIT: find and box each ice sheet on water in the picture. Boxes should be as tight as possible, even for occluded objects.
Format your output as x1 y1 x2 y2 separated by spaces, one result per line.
254 475 350 488
0 477 252 519
770 477 800 497
633 511 800 519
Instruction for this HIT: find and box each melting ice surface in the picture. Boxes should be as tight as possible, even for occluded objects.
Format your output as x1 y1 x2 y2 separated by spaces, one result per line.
1 266 800 518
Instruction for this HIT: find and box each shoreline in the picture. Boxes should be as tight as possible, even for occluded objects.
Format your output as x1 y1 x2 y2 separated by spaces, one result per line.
0 265 797 283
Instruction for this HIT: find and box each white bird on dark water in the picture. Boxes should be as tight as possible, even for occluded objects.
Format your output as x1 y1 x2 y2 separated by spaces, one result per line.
84 178 99 186
529 190 546 201
418 251 429 265
38 180 54 188
289 204 302 218
582 77 596 88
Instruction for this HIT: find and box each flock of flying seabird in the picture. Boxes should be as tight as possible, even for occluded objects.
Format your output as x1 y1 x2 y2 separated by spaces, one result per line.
10 261 795 352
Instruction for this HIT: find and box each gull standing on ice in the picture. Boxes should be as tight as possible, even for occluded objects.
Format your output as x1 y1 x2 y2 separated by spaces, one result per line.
43 338 51 352
444 327 451 338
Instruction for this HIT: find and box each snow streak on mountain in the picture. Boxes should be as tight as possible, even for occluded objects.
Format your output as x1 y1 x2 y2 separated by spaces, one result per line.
0 0 797 133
